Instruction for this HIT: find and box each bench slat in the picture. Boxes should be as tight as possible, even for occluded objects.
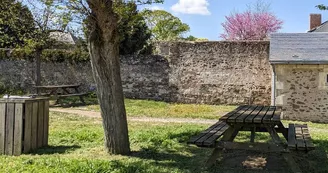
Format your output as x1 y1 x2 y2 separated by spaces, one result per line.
288 124 296 149
295 124 306 150
203 124 229 147
301 125 315 150
288 124 315 151
188 121 223 144
195 122 227 146
57 93 88 97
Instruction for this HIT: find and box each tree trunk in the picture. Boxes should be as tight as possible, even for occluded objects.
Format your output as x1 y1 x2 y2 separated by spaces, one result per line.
86 0 130 155
35 49 42 94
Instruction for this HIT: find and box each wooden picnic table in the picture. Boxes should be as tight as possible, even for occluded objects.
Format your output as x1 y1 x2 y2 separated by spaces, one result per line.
33 84 87 104
188 105 315 173
219 105 287 144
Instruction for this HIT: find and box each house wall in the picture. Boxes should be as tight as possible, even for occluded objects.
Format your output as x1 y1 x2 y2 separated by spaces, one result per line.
275 64 328 123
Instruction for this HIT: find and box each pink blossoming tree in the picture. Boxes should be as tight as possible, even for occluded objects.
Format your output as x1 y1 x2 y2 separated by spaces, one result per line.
221 10 283 40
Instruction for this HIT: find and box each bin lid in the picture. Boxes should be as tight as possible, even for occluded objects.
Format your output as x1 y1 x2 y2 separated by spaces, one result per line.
0 95 49 103
3 95 31 99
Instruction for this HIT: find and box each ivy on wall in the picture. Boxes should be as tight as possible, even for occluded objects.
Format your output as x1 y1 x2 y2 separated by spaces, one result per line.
0 48 90 63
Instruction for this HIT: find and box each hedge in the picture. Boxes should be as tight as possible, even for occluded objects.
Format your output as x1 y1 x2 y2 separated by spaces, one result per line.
0 48 90 63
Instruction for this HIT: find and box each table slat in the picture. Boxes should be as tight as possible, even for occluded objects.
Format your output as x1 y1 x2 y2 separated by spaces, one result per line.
253 106 270 123
245 106 263 123
235 106 257 123
226 106 252 123
34 84 80 89
220 105 246 121
271 108 281 122
262 106 276 123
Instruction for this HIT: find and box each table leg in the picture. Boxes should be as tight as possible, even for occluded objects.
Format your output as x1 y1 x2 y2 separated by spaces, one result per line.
265 126 283 145
74 87 85 104
62 88 71 94
250 127 255 143
206 148 223 167
206 126 240 167
221 125 240 141
278 122 288 140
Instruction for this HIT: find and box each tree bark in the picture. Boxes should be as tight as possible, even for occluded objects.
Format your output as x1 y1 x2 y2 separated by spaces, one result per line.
86 0 130 155
35 49 42 94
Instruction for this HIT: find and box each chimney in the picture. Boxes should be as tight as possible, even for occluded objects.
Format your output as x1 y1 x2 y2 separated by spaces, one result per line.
310 14 322 30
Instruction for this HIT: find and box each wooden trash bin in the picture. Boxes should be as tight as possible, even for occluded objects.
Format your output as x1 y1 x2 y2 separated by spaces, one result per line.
0 98 49 156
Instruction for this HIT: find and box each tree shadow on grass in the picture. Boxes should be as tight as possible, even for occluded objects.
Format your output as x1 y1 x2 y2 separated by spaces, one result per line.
129 129 328 173
131 146 211 172
130 130 213 173
293 147 328 173
30 145 81 155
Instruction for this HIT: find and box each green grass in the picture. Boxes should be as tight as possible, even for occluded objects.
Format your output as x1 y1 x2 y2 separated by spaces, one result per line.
0 112 211 173
70 98 237 119
0 112 327 173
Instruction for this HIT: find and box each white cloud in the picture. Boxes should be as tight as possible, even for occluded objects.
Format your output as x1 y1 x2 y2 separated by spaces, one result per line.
171 0 211 15
148 6 164 11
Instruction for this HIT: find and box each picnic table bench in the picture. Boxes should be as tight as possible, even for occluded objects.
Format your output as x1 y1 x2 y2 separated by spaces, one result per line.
33 84 88 104
188 105 315 173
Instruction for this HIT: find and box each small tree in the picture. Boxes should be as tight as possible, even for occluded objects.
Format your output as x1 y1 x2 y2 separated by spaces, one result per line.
114 1 152 55
220 2 283 40
20 0 75 86
142 10 190 41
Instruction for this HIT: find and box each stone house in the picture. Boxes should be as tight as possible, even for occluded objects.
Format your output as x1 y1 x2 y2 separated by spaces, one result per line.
270 33 328 122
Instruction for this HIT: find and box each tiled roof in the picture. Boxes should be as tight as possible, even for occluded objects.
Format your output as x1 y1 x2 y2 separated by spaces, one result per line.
270 33 328 64
308 21 328 32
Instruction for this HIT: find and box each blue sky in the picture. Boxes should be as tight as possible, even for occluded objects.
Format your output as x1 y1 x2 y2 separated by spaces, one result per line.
140 0 328 40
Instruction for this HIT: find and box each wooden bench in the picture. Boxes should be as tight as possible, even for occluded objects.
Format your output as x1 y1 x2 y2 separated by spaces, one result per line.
57 93 89 104
33 84 88 105
288 124 315 151
188 121 229 147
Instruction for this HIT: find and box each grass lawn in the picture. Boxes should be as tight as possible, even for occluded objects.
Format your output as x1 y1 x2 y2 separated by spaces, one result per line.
0 111 327 173
62 96 237 119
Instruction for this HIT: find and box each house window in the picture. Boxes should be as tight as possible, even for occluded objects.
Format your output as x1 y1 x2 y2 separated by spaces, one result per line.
318 72 328 89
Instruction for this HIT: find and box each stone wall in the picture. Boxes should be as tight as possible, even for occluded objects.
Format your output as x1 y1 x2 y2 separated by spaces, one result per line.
0 56 170 101
158 41 271 105
0 41 272 105
0 59 94 93
275 64 328 123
